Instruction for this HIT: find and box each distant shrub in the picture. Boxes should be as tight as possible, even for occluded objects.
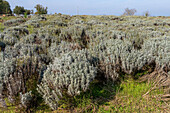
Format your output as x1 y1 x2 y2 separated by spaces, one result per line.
144 11 150 17
123 8 137 16
13 6 31 15
34 4 48 14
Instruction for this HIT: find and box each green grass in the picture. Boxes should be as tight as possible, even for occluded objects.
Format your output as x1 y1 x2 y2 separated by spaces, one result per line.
96 78 165 113
0 16 17 32
58 75 165 113
0 74 167 113
0 23 5 32
54 74 166 113
27 25 35 34
0 98 17 113
0 16 17 21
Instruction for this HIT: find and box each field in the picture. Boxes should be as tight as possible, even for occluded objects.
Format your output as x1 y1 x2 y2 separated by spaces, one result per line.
0 14 169 112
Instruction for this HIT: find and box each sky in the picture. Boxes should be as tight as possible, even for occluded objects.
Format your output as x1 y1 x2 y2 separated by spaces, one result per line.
6 0 170 16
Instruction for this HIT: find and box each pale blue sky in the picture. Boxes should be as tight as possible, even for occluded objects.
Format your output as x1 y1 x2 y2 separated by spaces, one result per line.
6 0 170 16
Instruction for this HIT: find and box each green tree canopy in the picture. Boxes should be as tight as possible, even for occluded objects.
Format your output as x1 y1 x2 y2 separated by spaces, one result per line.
34 4 48 14
25 9 31 15
0 0 2 14
0 0 12 14
13 6 31 15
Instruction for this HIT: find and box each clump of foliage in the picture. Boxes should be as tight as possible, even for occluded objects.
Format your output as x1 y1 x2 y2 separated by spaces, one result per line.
13 6 33 16
144 11 150 17
34 4 48 14
37 49 97 110
0 57 42 108
13 6 25 15
0 0 12 14
123 8 137 16
3 18 26 26
0 23 5 32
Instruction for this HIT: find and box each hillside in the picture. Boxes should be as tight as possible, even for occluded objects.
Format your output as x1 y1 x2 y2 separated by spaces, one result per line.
0 14 169 112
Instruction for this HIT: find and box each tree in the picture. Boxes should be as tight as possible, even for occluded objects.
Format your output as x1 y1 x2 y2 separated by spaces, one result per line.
13 6 31 15
30 10 34 15
144 11 150 17
0 0 3 14
13 6 25 15
25 9 31 15
2 0 12 14
34 4 48 14
123 8 137 16
0 0 12 14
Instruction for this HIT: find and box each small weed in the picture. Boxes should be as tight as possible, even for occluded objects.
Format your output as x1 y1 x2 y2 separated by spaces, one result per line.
27 25 35 34
108 77 166 112
0 23 5 32
1 16 17 21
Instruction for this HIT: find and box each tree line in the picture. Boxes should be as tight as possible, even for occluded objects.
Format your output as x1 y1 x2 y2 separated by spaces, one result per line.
0 0 150 16
0 0 48 15
13 4 48 15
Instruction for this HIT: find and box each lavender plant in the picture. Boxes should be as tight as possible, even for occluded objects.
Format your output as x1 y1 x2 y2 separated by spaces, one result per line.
37 49 97 110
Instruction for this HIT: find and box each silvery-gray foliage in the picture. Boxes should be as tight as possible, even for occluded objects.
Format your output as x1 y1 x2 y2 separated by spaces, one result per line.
0 14 170 110
48 41 81 60
38 27 61 37
1 27 29 45
0 58 15 107
37 27 61 46
25 15 47 28
0 55 46 106
20 91 32 108
3 26 29 36
143 36 170 70
90 36 169 80
37 49 97 110
3 43 47 61
91 38 134 80
4 18 26 26
59 26 88 40
52 20 67 27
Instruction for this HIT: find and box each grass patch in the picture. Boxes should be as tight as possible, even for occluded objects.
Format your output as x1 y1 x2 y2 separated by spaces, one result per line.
0 98 18 113
56 79 119 112
0 23 5 32
27 25 35 34
0 74 167 112
0 16 18 32
98 78 165 113
56 76 166 113
1 16 17 21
